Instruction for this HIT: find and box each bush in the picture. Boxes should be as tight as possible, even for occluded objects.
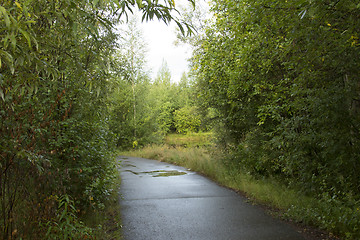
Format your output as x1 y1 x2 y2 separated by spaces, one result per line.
173 106 201 134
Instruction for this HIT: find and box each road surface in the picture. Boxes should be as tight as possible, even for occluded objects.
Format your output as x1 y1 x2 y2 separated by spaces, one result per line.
119 156 305 240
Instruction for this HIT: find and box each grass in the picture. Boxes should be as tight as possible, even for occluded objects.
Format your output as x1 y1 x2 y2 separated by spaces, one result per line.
121 133 360 239
165 132 214 148
122 133 304 211
123 144 308 211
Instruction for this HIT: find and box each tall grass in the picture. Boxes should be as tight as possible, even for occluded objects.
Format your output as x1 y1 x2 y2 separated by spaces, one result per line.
123 144 307 210
121 133 359 239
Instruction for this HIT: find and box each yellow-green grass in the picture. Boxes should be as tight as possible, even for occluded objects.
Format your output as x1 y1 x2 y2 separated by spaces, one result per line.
121 134 357 239
165 132 214 147
122 144 308 211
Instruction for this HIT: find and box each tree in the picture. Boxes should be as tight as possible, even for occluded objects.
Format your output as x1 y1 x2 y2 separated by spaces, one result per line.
192 0 360 203
110 14 153 148
149 61 176 137
173 106 201 134
190 2 360 236
0 0 196 238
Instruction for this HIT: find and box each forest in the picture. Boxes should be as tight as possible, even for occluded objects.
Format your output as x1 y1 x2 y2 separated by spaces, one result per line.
1 0 359 239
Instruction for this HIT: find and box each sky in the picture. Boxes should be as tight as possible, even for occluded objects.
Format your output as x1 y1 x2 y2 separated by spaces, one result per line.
138 0 210 83
140 19 191 83
119 0 210 83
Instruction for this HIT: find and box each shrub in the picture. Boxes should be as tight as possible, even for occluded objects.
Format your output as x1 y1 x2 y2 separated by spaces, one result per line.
173 106 201 134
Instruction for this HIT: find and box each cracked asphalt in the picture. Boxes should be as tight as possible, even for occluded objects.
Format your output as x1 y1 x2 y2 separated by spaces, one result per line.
118 156 305 240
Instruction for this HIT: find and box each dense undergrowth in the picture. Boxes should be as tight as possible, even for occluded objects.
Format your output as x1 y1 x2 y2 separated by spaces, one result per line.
123 133 360 240
0 0 193 238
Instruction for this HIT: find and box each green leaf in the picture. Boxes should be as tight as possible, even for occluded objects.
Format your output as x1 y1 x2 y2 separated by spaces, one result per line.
15 2 22 11
10 34 16 49
0 50 14 74
136 0 143 8
0 88 4 101
0 6 10 28
24 20 36 24
176 20 185 35
19 28 31 48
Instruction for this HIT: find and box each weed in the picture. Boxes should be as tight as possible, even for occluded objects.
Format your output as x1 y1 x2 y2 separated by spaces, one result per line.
82 175 123 240
121 134 360 239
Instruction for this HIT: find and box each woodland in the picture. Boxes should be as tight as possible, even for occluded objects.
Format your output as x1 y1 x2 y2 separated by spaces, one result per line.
1 0 360 239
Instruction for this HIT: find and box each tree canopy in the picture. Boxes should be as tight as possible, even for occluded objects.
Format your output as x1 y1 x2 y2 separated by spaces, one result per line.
0 0 195 238
190 0 360 238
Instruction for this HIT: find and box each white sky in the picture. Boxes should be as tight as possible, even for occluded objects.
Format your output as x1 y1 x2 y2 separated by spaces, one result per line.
139 0 195 83
122 0 210 83
140 19 191 83
138 0 210 83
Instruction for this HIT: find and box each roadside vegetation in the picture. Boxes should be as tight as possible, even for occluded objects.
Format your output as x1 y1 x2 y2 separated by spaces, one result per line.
121 2 360 234
162 1 359 239
2 0 359 239
123 133 357 240
0 0 194 239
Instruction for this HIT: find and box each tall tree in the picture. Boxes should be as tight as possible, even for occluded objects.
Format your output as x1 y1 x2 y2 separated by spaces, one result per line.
149 61 177 137
120 15 149 144
192 0 360 199
190 2 360 236
110 14 158 148
0 0 195 238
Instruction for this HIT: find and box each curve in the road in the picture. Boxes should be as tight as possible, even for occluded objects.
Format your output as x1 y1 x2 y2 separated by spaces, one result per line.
119 156 305 240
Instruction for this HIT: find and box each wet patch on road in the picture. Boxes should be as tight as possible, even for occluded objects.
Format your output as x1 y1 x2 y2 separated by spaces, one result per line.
125 170 139 175
149 170 187 177
123 162 137 168
125 170 187 177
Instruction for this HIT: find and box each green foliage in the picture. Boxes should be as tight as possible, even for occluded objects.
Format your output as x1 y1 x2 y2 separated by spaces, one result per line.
148 61 178 137
0 0 196 238
165 132 214 148
45 195 93 240
190 0 360 238
0 0 118 237
109 26 200 150
285 195 360 239
109 15 158 149
173 106 201 133
147 64 202 138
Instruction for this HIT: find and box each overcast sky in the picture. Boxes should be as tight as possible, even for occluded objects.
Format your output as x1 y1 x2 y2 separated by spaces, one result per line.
140 19 191 83
137 0 210 83
119 0 210 83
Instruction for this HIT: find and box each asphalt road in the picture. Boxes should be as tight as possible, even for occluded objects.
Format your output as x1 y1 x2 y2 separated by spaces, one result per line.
118 156 305 240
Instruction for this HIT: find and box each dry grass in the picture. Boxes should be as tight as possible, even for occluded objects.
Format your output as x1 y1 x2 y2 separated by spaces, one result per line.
121 143 304 212
121 133 350 239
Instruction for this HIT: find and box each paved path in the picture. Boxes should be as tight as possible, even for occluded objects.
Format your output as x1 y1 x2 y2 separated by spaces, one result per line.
119 156 305 240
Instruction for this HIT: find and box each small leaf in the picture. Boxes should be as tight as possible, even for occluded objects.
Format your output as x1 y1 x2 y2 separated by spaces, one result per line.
10 34 16 49
0 50 14 74
0 88 4 101
0 6 11 28
24 20 36 24
136 0 143 8
176 21 185 36
15 2 22 11
19 29 31 48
